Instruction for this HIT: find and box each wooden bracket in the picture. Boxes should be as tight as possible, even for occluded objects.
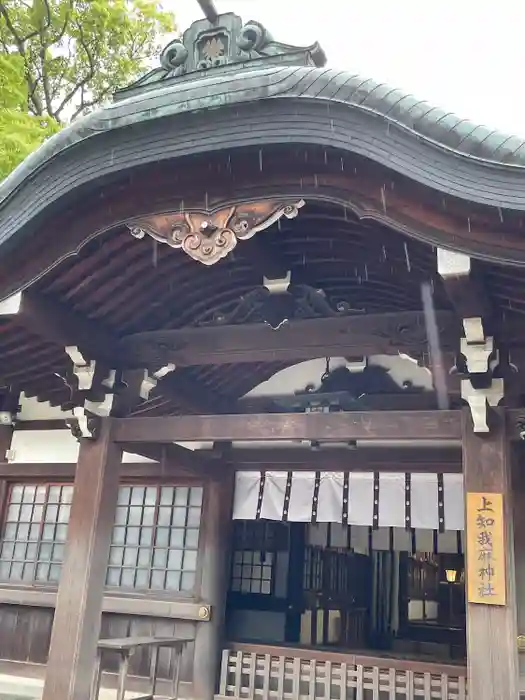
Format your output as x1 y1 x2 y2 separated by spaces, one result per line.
64 355 120 440
461 377 504 433
139 364 176 400
66 407 101 441
437 246 493 355
460 336 495 375
263 271 291 294
65 346 96 390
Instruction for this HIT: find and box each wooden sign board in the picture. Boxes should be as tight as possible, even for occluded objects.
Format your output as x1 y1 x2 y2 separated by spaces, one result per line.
466 492 506 606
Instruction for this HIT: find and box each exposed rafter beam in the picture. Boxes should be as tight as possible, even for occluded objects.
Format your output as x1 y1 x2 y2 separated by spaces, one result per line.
437 249 493 342
118 310 461 367
8 291 118 364
6 291 232 414
113 410 462 444
222 445 461 472
438 248 503 433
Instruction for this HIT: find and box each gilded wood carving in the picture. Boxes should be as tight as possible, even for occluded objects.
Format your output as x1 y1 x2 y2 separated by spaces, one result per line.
127 199 305 266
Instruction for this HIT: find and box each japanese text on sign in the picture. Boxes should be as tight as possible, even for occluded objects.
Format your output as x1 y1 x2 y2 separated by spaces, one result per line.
466 492 506 606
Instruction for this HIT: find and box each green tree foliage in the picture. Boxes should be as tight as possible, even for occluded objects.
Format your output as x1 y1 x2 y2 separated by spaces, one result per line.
0 53 58 179
0 0 175 178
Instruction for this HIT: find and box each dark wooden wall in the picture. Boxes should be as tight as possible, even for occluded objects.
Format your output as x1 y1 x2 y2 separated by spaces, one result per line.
0 605 196 681
0 458 219 687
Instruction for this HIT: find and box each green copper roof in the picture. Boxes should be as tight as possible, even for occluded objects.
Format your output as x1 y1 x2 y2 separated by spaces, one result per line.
1 10 525 250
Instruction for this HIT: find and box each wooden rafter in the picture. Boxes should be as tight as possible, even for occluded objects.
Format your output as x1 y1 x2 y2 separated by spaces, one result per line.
437 249 494 338
6 290 233 414
118 311 461 367
113 410 462 443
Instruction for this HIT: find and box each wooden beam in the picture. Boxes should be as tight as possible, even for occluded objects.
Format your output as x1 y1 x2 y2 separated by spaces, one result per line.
227 445 462 471
0 460 211 481
118 311 461 367
15 291 119 364
0 444 463 478
437 249 493 339
239 389 461 413
119 441 216 475
0 586 208 620
42 420 122 700
159 370 235 414
113 410 462 444
7 290 232 414
462 407 519 699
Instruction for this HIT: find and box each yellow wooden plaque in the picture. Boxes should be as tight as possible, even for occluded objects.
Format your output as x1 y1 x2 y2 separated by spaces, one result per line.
466 492 506 606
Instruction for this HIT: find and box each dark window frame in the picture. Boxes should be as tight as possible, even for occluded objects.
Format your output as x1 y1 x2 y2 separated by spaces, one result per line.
0 480 204 597
0 483 73 584
106 483 203 594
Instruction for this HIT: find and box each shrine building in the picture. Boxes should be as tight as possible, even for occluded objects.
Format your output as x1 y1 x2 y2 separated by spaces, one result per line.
1 4 525 700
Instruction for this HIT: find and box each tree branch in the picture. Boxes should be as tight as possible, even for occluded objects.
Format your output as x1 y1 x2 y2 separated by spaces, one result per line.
50 0 72 44
53 20 96 120
70 89 111 121
20 0 51 43
0 2 25 49
38 2 54 116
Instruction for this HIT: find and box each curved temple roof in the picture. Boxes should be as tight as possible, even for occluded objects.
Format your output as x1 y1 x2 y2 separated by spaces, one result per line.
3 10 525 414
2 10 525 267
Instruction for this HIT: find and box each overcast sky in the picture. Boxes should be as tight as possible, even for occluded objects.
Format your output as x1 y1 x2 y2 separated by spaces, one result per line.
171 0 525 137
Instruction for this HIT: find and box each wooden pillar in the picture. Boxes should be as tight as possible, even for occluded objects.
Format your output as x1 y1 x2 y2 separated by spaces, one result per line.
42 419 122 700
0 423 14 521
512 447 525 684
462 407 519 700
193 467 234 700
0 424 12 461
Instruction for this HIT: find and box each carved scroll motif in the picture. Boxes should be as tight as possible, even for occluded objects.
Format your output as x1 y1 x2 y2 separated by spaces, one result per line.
127 199 305 266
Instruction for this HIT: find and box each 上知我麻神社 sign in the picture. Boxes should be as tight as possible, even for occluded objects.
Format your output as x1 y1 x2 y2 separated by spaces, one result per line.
466 492 506 606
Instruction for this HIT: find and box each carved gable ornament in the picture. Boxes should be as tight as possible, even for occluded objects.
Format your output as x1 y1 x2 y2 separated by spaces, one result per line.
115 13 325 97
127 199 305 266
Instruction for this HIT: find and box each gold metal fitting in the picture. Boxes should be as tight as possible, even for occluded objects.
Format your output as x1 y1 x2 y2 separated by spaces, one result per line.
198 605 211 620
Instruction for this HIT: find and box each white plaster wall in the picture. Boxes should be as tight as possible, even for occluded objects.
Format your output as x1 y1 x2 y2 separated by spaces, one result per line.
8 430 155 463
245 355 433 398
17 394 74 421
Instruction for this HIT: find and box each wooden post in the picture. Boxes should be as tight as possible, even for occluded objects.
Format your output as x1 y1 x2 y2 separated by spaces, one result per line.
193 466 234 700
0 424 12 461
0 423 14 524
42 419 122 700
462 407 519 699
512 448 525 683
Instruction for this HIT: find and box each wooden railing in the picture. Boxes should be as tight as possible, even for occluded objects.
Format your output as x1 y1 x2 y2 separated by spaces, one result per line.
217 643 467 700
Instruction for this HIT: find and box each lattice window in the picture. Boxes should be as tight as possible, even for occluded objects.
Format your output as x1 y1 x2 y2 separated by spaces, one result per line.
0 483 203 592
0 484 72 583
230 550 274 594
106 485 203 592
230 521 286 596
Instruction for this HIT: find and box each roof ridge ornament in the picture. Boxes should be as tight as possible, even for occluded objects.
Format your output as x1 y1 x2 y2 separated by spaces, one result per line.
116 12 325 97
127 199 305 266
